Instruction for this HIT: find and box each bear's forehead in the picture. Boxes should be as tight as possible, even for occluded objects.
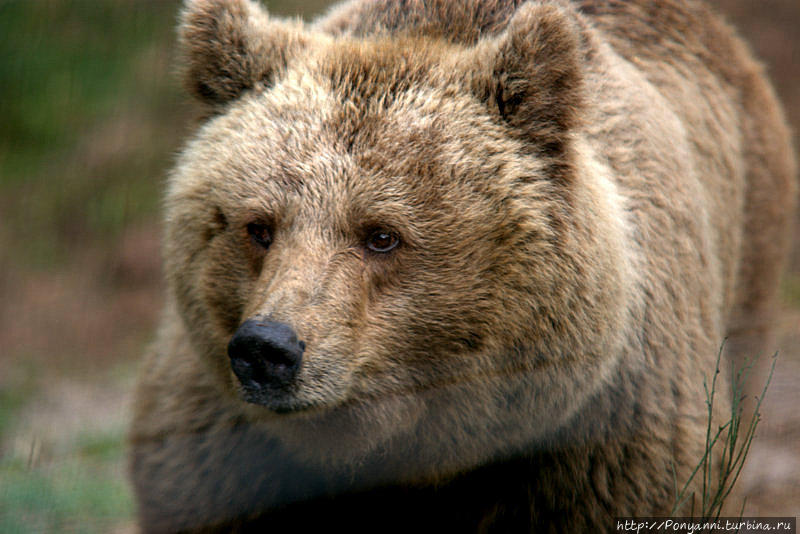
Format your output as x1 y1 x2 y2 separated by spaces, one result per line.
177 37 528 221
192 58 497 189
317 37 450 105
179 98 445 230
200 85 449 185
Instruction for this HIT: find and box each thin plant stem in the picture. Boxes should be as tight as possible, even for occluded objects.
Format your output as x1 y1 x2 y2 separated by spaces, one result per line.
670 344 776 520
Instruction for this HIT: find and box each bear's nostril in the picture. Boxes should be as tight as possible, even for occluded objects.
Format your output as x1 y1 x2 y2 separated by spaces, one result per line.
227 319 304 391
229 358 253 381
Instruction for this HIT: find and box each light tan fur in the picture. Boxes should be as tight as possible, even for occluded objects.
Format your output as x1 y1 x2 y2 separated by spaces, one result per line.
129 0 797 531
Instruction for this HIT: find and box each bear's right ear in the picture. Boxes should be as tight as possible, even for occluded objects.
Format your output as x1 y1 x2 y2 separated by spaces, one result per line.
179 0 309 105
466 2 586 152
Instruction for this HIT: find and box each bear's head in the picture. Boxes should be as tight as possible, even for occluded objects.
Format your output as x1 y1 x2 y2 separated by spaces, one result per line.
166 0 632 476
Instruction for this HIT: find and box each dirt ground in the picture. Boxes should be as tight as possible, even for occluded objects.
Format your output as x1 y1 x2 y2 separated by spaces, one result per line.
738 308 800 517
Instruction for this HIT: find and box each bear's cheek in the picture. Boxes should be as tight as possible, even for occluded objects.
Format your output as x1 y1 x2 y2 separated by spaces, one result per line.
199 240 253 333
170 232 257 368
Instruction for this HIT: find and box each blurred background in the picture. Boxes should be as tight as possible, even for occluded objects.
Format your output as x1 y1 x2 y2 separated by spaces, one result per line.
0 1 797 531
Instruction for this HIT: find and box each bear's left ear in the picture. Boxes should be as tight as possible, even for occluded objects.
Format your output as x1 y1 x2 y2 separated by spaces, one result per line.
179 0 310 105
468 2 586 151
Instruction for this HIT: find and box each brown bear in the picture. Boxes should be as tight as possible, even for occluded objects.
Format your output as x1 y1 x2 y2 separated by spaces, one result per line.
128 0 797 531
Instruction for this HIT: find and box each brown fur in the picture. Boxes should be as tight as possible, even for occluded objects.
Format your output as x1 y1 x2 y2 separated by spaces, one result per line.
129 0 797 532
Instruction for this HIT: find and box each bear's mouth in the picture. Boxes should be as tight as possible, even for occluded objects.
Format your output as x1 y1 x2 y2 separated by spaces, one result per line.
236 377 306 413
232 372 330 414
229 356 308 412
229 360 323 413
230 360 349 415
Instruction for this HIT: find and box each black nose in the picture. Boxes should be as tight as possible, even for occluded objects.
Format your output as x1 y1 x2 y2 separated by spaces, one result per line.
227 319 305 392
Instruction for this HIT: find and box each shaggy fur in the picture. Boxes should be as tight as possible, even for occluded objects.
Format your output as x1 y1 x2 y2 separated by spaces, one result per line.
129 0 797 532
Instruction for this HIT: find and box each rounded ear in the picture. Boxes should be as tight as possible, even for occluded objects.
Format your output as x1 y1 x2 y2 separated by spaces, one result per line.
179 0 310 105
469 2 586 151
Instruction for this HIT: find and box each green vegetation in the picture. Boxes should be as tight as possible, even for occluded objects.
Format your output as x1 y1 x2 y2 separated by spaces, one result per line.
0 0 184 268
0 364 135 532
671 346 776 518
0 431 132 534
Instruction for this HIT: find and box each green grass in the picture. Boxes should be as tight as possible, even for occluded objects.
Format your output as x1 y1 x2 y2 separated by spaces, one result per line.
0 384 35 443
0 432 133 534
0 366 135 533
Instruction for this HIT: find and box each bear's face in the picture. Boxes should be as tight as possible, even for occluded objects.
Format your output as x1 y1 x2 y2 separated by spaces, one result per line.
165 0 629 469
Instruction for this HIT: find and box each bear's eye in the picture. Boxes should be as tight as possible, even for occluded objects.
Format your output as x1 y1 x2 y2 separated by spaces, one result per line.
366 229 400 253
247 222 273 250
